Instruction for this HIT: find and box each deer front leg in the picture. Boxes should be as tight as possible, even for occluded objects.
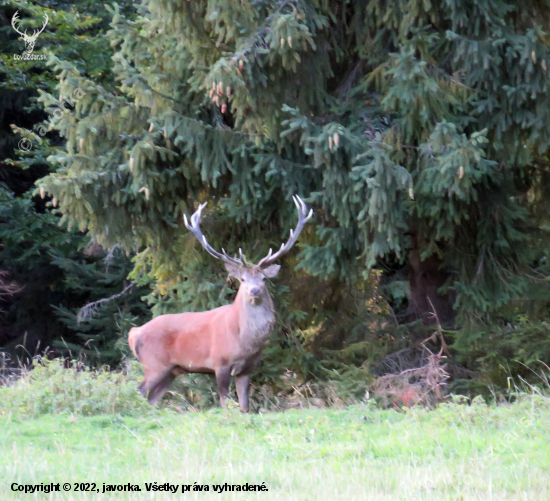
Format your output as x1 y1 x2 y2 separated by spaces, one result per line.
235 374 251 413
215 367 231 408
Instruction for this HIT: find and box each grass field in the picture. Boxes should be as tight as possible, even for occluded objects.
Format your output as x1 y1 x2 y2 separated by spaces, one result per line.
1 394 550 500
0 359 549 500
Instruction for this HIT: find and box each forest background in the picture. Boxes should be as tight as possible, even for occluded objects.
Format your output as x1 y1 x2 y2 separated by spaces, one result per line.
2 0 550 408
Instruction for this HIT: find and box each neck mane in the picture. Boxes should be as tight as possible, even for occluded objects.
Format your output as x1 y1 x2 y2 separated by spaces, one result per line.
234 289 275 351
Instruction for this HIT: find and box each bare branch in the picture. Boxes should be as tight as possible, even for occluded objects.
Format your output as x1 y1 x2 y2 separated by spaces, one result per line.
0 271 20 309
77 284 134 323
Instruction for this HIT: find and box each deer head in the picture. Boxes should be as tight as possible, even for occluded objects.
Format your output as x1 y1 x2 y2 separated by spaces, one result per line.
184 196 313 306
12 11 48 55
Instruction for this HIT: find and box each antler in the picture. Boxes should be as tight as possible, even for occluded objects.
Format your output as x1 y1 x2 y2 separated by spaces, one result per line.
11 11 25 37
11 11 48 39
32 13 48 38
258 195 313 268
184 203 243 266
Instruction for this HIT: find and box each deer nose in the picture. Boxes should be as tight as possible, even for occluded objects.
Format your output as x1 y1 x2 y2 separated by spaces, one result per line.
250 287 261 297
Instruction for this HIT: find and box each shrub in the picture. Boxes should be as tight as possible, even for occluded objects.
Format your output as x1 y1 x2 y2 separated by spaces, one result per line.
0 357 160 418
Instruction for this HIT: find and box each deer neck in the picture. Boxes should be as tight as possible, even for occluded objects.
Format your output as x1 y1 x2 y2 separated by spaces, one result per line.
234 289 275 350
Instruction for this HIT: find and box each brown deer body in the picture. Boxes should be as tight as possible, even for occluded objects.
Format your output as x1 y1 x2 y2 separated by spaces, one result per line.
129 196 312 412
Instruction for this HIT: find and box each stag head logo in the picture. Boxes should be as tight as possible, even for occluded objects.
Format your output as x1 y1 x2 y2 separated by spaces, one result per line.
11 11 48 56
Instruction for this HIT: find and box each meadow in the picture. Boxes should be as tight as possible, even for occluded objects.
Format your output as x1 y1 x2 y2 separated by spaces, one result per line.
0 360 549 500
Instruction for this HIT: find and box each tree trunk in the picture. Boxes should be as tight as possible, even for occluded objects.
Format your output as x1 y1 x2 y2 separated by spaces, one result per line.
408 247 455 331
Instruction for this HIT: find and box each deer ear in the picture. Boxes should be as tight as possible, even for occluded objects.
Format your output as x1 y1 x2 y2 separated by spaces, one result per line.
262 264 281 278
224 262 242 279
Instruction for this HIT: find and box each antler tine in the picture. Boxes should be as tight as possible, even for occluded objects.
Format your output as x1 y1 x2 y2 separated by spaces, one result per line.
184 203 242 266
11 11 25 36
34 14 48 36
258 195 313 268
222 248 238 262
295 195 313 221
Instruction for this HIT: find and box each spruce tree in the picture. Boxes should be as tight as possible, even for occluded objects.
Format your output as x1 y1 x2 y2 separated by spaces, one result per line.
34 0 550 344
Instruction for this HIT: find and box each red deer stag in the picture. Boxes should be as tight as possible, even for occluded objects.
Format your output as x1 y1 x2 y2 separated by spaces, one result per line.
128 196 313 412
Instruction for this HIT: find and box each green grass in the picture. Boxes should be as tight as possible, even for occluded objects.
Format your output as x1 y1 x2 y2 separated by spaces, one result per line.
1 395 550 500
1 359 549 499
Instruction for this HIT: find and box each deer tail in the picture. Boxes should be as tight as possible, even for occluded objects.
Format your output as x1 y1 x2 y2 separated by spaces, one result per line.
128 327 143 361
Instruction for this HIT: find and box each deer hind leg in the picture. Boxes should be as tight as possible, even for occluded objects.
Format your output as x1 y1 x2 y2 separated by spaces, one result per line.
137 366 159 397
137 380 148 397
146 368 177 405
215 367 231 408
138 366 175 405
235 374 251 413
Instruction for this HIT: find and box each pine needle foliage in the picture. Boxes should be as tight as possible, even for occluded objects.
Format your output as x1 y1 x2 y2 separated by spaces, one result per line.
0 0 145 362
35 1 550 323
